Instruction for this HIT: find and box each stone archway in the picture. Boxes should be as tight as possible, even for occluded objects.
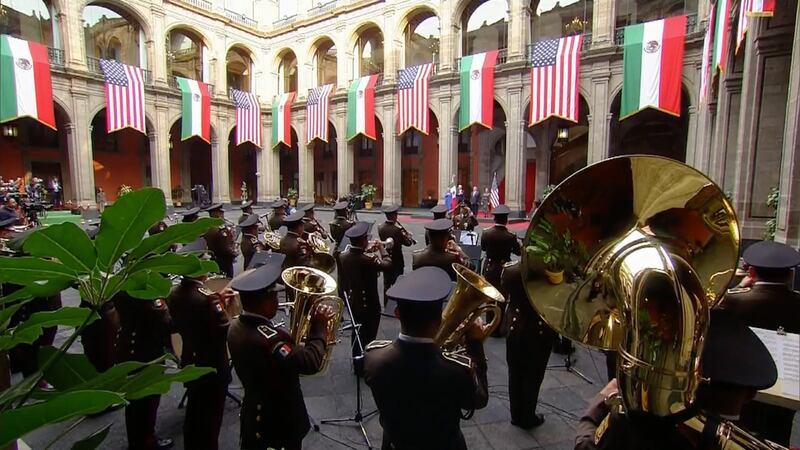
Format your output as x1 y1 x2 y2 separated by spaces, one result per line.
228 128 258 202
312 122 337 204
456 100 506 205
168 119 213 206
278 127 299 197
400 109 439 207
90 108 153 201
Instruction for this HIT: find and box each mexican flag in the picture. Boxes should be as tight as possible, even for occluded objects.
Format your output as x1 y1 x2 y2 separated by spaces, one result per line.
272 92 295 148
713 0 732 73
176 77 211 142
346 75 379 141
621 15 687 119
0 35 55 129
459 50 499 130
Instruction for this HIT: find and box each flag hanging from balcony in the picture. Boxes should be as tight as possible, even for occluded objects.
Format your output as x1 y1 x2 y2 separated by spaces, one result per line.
621 15 687 119
176 76 211 142
736 0 774 51
747 0 775 15
459 50 499 130
347 75 379 141
100 59 146 135
397 63 433 135
0 35 55 129
529 35 583 126
700 5 715 106
307 84 334 143
272 92 295 148
230 88 261 148
713 0 732 73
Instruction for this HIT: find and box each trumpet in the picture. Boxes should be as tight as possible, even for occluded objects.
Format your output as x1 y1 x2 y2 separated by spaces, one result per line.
446 240 471 266
395 221 418 245
366 237 394 253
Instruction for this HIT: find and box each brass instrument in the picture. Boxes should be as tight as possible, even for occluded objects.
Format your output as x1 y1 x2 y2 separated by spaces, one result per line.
262 230 282 251
303 232 336 273
307 218 332 241
394 221 418 245
434 263 506 351
281 266 343 373
203 276 242 318
521 156 740 418
682 415 788 450
366 238 394 252
446 240 471 266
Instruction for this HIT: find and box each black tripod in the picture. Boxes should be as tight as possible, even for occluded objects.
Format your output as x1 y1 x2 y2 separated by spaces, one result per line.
547 338 593 384
318 292 378 449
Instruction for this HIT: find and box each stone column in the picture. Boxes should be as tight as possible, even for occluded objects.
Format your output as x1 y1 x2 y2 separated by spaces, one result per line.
504 87 525 214
684 106 699 170
382 7 398 83
587 68 611 164
437 97 455 204
382 104 401 205
152 103 173 204
336 110 353 196
731 27 760 228
591 0 616 47
69 82 95 207
439 3 456 72
210 128 231 204
213 32 227 97
297 114 314 203
262 119 281 200
150 5 168 85
507 0 528 62
63 1 86 69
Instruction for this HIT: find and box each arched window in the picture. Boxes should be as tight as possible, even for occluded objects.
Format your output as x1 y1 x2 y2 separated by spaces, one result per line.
462 0 508 56
404 11 440 67
355 26 384 76
0 0 56 47
314 39 337 86
167 29 203 81
83 4 143 66
278 50 298 93
226 46 252 91
531 0 593 41
615 0 697 28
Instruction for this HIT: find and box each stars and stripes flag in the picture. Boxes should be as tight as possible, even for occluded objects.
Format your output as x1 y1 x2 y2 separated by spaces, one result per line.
99 59 145 134
529 35 583 126
230 88 261 148
737 0 775 51
397 63 433 135
489 172 500 209
306 84 334 143
700 5 716 106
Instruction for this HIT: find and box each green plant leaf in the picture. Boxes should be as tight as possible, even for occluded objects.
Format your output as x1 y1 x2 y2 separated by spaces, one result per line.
0 302 25 332
129 253 204 276
0 390 125 447
71 423 112 450
128 218 222 260
122 271 172 299
0 286 34 306
0 307 97 351
0 257 77 285
190 260 219 277
22 223 97 273
123 365 214 400
94 188 166 270
37 347 100 390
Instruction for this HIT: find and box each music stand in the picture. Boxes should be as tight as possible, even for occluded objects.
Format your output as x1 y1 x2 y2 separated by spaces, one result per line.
317 291 378 449
546 341 593 384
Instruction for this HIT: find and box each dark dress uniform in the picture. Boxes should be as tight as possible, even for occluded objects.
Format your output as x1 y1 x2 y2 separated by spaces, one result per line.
279 231 311 269
480 224 521 288
412 248 461 281
377 218 414 295
268 211 285 232
240 233 264 270
204 225 236 278
228 313 327 450
167 278 230 450
719 283 800 333
114 292 172 450
80 299 120 372
7 291 62 376
502 262 555 428
329 203 354 296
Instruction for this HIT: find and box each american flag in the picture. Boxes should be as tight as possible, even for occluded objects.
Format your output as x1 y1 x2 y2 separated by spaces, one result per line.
489 172 500 209
231 88 262 147
529 35 583 126
306 84 333 143
397 63 433 135
100 59 145 134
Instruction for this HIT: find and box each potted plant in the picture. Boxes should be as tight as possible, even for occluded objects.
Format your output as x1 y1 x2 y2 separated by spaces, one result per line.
117 184 133 198
525 219 565 284
361 184 377 209
172 186 184 207
286 188 298 207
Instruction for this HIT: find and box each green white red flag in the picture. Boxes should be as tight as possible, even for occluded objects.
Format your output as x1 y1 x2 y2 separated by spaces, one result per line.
347 75 379 141
459 50 499 130
713 0 732 73
176 76 211 142
0 35 55 129
272 92 295 148
621 15 687 119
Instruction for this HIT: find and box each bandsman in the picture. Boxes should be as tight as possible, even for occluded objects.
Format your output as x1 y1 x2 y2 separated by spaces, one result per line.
480 205 520 336
203 204 237 277
238 200 254 224
268 199 287 231
377 204 415 300
181 207 201 223
413 219 471 280
279 211 312 269
238 214 264 270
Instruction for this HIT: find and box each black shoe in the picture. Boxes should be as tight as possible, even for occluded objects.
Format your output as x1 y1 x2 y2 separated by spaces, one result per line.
156 438 174 449
512 414 545 429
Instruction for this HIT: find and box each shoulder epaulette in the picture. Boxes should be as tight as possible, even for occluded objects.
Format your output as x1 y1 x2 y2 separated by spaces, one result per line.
503 261 518 268
257 324 278 340
442 351 472 368
365 340 392 351
726 287 751 295
198 287 215 296
412 248 424 254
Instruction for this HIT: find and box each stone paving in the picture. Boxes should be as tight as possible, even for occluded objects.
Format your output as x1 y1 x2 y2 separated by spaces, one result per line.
17 208 800 449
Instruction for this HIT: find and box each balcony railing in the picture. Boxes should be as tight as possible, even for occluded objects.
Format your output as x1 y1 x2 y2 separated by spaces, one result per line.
48 47 65 66
273 14 298 28
308 0 338 17
614 13 699 45
224 9 257 28
86 56 153 84
169 75 213 93
456 48 507 71
182 0 213 12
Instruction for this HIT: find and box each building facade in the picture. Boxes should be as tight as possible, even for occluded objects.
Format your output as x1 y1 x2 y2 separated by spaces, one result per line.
0 0 798 245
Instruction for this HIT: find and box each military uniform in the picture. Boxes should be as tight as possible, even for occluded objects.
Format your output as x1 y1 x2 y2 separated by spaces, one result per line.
228 313 326 450
377 208 414 296
425 205 450 245
238 200 254 224
240 233 264 270
167 278 230 450
719 284 800 333
502 261 555 428
204 225 236 277
279 231 311 269
114 292 172 450
7 291 62 376
481 225 521 287
338 223 392 355
148 221 167 236
330 202 354 297
268 211 285 232
80 299 120 372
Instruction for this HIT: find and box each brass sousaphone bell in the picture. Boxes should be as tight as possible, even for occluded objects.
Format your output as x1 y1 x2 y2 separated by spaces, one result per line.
521 156 740 418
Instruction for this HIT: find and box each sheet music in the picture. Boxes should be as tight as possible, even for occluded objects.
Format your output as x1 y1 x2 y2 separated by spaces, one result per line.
751 327 800 398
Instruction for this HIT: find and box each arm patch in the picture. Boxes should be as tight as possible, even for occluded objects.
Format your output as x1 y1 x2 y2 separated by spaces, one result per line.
442 351 472 368
272 341 293 360
257 324 277 340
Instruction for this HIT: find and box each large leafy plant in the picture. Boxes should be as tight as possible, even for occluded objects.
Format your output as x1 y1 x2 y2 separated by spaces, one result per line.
0 188 222 448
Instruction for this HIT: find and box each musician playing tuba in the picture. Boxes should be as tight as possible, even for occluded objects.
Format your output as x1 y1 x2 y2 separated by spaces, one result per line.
413 218 473 281
278 211 313 270
227 255 336 450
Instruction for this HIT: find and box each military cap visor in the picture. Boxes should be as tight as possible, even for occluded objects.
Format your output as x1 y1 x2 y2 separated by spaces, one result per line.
181 207 201 216
271 199 287 208
204 203 224 213
493 205 511 215
237 214 259 228
430 205 448 214
743 241 800 269
246 252 286 270
283 211 305 225
387 267 453 302
300 203 315 212
231 260 282 293
425 218 453 233
240 200 254 210
700 309 778 390
333 201 349 211
382 204 400 214
177 238 207 253
345 221 370 239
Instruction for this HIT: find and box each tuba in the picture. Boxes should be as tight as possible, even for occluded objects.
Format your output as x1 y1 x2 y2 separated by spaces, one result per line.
281 266 343 373
434 263 506 351
305 232 336 273
521 156 740 418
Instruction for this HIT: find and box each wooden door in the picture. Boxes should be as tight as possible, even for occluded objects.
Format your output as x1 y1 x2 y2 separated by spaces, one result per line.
401 168 419 207
525 160 536 213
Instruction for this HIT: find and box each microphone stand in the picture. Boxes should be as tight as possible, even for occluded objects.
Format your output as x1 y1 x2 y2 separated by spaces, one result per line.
317 291 378 449
546 339 593 384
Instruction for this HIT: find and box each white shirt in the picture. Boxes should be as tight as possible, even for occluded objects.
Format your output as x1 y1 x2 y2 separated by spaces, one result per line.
398 333 435 344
